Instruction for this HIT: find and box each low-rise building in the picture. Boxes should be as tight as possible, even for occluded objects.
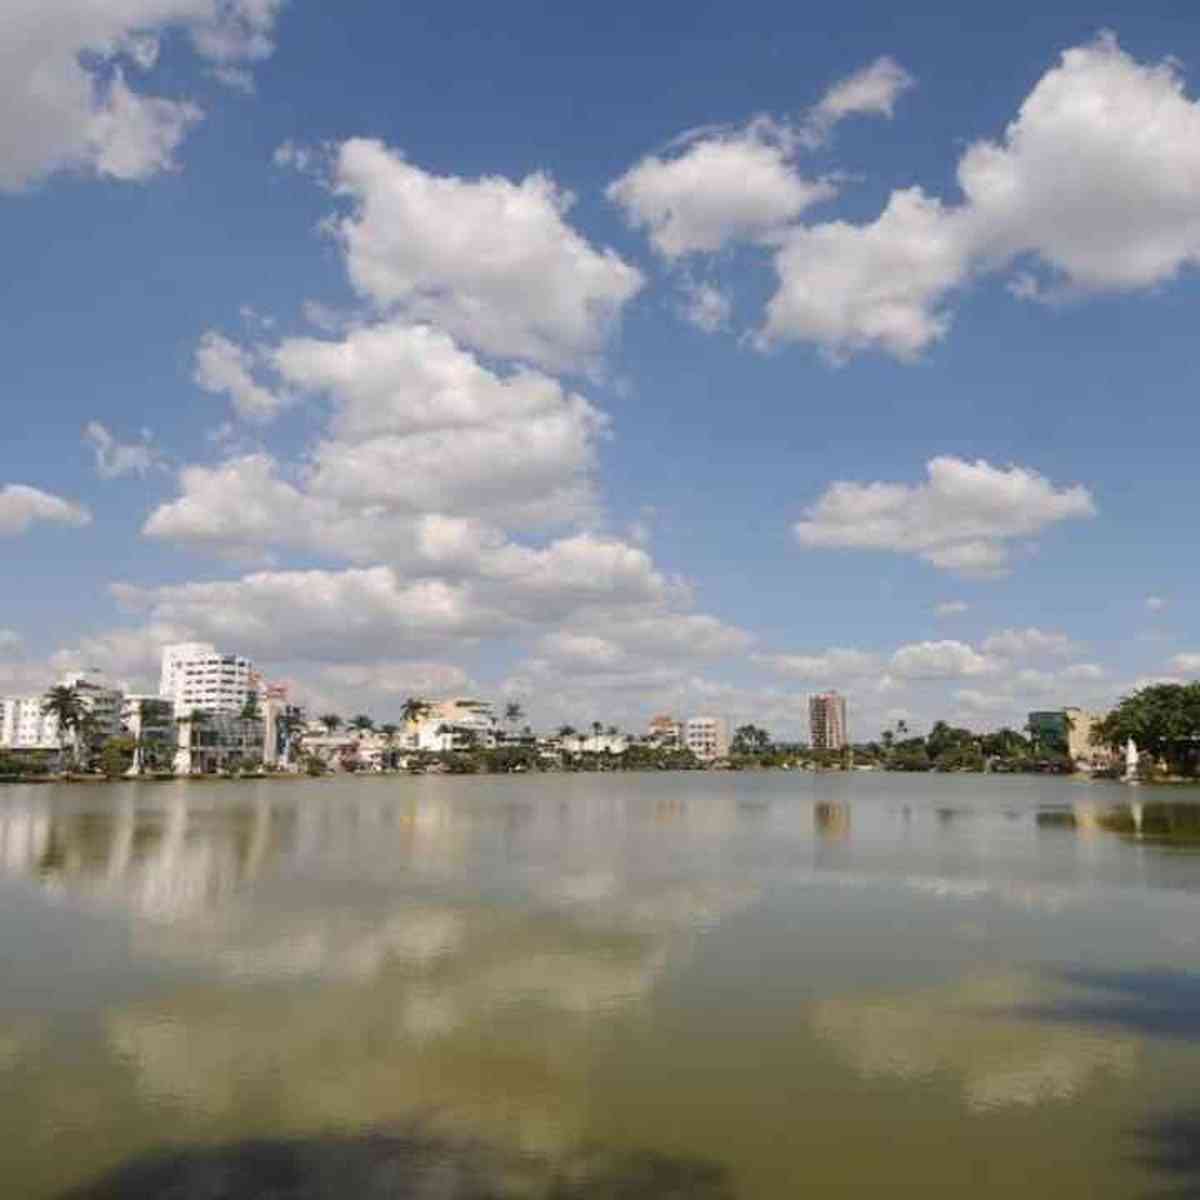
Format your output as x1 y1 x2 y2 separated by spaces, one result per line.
684 716 729 761
647 714 682 747
173 712 265 775
1030 707 1112 770
1027 710 1070 756
561 732 629 756
411 699 498 752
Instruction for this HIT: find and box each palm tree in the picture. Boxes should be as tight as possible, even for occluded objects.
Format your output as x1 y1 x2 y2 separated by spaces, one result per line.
349 714 374 733
591 721 603 738
504 701 525 728
42 685 84 769
400 697 431 725
379 722 399 769
557 724 576 739
320 713 343 733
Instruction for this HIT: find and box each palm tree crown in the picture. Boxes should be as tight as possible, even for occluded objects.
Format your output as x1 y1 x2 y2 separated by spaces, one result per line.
400 697 432 724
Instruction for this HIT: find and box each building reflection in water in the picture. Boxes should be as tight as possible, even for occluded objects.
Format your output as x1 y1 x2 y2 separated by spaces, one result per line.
814 802 850 840
0 784 763 1169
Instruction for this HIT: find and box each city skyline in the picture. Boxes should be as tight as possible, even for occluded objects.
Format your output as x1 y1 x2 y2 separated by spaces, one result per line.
4 2 1200 740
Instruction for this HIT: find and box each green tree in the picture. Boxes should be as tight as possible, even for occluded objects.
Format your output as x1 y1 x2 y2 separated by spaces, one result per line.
732 724 771 753
41 685 84 768
98 736 137 778
504 701 525 729
1095 683 1200 776
320 713 343 733
349 714 374 733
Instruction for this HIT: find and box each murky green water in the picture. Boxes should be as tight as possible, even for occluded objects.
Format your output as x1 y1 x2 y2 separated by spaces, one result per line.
3 772 1200 1197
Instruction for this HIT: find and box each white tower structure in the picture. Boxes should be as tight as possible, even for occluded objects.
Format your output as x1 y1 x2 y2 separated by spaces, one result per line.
159 642 255 715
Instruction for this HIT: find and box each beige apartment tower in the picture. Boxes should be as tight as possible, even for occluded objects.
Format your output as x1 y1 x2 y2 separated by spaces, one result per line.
809 692 848 751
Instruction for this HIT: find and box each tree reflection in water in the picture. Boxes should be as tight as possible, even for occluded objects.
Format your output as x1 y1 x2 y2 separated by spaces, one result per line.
60 1132 735 1200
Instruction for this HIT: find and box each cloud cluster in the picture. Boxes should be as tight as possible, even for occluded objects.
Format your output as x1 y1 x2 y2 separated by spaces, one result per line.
1 0 286 191
764 34 1200 358
607 57 913 261
83 422 161 479
981 628 1078 659
153 318 610 559
793 456 1096 577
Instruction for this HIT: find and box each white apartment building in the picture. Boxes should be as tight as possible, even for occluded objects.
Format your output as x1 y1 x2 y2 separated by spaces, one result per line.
0 697 61 750
2 673 124 755
160 642 255 715
410 699 498 752
684 716 729 761
561 732 629 755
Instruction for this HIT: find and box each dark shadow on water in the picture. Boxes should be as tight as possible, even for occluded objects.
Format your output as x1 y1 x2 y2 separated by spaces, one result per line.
59 1130 736 1199
1132 1110 1200 1198
1024 967 1200 1041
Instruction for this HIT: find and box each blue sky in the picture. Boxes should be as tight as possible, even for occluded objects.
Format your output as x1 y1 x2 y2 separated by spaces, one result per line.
3 0 1200 738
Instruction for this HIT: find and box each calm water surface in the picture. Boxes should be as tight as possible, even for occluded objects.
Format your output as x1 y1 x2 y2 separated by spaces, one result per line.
3 772 1200 1197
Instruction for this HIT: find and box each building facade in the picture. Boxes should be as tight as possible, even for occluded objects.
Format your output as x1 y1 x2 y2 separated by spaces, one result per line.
160 643 255 715
410 699 498 752
647 714 683 747
1029 707 1110 768
1027 710 1070 756
0 696 60 750
173 712 265 775
684 716 729 761
62 672 124 744
121 695 176 774
809 692 848 751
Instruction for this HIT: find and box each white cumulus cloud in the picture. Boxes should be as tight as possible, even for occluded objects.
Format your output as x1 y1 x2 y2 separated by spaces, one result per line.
891 640 999 680
762 34 1200 359
327 138 643 372
804 55 916 144
607 125 835 258
194 331 289 422
792 456 1096 577
0 0 285 191
608 56 913 261
0 484 91 536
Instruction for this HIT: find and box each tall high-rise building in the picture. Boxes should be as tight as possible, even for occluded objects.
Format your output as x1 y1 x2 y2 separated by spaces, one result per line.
809 692 848 751
159 642 255 715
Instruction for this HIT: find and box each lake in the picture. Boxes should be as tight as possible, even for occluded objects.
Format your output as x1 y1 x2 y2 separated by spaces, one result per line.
3 771 1200 1198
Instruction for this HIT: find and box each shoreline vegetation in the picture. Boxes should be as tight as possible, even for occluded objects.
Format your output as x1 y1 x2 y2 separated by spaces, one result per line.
7 681 1200 788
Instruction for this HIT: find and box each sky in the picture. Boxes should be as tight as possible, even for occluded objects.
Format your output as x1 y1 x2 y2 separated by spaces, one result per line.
3 0 1200 740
